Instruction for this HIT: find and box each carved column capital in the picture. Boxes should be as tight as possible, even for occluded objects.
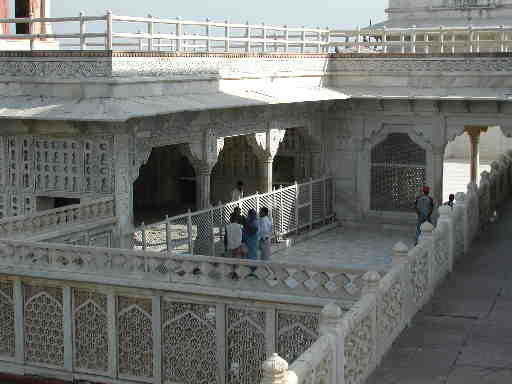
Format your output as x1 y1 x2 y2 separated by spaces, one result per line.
246 127 286 161
465 126 488 144
179 128 224 173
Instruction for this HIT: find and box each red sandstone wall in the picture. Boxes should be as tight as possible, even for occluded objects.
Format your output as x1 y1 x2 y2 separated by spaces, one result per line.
0 0 10 34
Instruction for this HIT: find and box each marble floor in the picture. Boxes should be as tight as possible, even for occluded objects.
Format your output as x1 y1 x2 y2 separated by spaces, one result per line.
271 158 492 271
272 226 412 271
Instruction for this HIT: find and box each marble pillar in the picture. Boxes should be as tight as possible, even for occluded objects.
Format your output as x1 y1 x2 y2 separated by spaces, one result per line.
432 145 445 206
247 127 286 194
257 156 274 193
114 133 135 249
196 165 212 210
466 126 488 185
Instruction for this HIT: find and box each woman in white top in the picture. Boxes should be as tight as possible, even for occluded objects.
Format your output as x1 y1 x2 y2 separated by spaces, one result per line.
224 213 246 258
258 207 272 261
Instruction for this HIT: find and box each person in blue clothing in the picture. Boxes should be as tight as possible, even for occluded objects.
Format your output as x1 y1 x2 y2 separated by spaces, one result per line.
415 185 434 245
243 209 259 261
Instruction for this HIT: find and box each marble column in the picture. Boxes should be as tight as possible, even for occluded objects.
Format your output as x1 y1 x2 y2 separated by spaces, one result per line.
257 156 274 193
114 133 135 249
466 126 488 185
195 164 212 210
247 127 286 194
0 0 9 34
432 145 445 206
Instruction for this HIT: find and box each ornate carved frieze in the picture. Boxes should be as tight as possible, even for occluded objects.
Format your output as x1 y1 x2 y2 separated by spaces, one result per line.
329 56 512 73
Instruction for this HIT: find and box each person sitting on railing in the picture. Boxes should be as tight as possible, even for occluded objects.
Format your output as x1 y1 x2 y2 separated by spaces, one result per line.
224 213 247 258
243 209 259 261
231 180 244 202
258 207 273 261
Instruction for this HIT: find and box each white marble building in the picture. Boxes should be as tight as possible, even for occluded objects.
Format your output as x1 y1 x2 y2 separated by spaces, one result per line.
379 0 512 27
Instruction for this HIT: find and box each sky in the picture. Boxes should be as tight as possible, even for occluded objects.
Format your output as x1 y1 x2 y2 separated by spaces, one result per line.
49 0 387 30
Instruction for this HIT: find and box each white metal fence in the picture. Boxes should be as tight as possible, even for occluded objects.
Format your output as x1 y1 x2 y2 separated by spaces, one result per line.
3 12 512 54
133 177 335 255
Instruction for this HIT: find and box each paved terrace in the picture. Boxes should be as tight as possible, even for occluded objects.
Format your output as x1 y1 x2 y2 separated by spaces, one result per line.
367 200 512 384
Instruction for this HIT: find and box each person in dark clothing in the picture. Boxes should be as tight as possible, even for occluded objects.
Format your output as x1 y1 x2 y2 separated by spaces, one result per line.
415 185 434 245
243 209 259 261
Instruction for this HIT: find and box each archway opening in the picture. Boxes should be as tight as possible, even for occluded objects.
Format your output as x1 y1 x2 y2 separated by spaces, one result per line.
133 145 196 225
211 135 259 204
442 127 509 202
370 133 427 212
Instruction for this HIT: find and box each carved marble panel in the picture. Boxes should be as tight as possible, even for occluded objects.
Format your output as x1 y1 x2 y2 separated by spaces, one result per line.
344 314 373 384
0 279 15 358
226 306 266 384
24 284 64 366
73 289 109 373
162 301 217 384
117 296 153 378
277 310 319 363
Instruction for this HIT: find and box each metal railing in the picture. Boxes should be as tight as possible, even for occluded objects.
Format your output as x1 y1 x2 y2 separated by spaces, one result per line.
133 176 335 255
0 11 331 53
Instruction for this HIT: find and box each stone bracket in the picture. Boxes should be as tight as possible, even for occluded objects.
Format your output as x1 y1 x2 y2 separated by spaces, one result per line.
246 127 286 161
179 128 225 173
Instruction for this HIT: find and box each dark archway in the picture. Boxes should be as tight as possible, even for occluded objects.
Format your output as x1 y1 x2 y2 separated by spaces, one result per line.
133 145 196 225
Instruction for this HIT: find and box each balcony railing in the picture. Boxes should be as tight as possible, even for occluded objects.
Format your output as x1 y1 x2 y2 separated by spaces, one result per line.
0 12 331 53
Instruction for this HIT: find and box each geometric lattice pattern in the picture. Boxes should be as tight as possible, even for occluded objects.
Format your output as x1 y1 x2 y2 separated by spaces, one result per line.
371 133 426 212
73 289 109 372
118 296 153 378
0 135 114 219
226 307 266 384
162 301 217 384
24 284 64 366
277 310 319 363
0 280 15 357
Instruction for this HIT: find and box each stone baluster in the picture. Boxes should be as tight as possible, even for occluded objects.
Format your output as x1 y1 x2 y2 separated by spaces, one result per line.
362 270 381 296
392 241 409 264
418 221 434 247
261 353 289 384
318 302 343 384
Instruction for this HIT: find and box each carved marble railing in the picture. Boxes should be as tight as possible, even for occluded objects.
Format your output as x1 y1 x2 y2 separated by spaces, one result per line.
0 239 371 301
0 197 114 238
262 150 512 384
0 274 325 384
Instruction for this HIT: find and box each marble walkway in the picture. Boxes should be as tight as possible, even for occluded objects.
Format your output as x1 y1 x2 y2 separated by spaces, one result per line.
366 199 512 384
272 226 412 271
